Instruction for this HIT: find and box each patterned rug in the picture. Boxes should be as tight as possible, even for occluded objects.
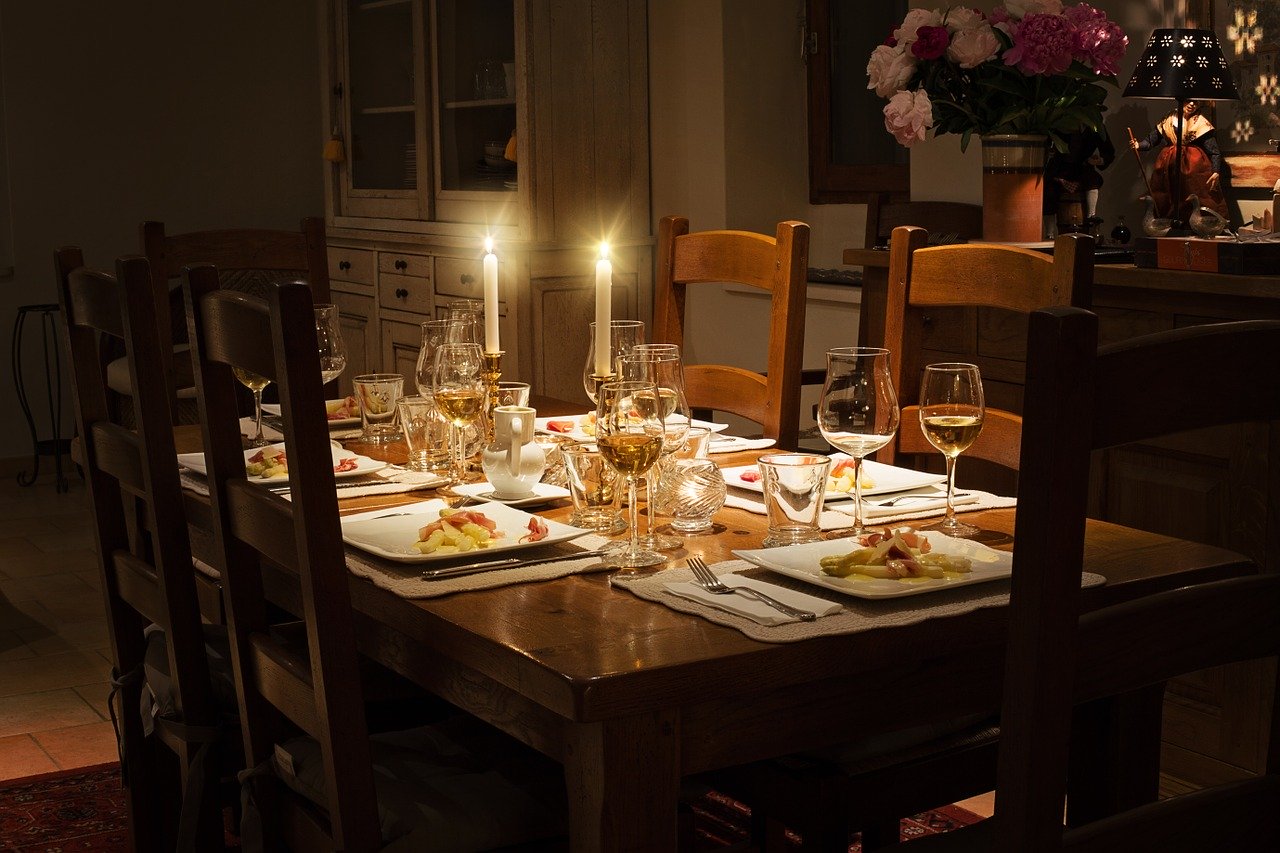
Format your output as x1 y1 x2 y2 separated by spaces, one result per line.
0 763 129 851
0 763 982 851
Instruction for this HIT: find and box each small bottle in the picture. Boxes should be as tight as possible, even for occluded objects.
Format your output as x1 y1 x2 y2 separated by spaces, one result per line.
1111 215 1132 246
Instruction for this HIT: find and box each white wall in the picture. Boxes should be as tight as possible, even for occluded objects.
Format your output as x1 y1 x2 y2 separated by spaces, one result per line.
0 1 324 468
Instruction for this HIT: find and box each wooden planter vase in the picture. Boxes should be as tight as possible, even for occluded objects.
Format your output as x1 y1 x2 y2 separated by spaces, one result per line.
981 134 1047 242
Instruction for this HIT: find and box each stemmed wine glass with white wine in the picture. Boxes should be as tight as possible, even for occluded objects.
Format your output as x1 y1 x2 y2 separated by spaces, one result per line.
621 344 689 550
918 363 985 538
596 379 667 570
817 347 900 536
233 368 272 447
314 304 347 385
432 342 486 484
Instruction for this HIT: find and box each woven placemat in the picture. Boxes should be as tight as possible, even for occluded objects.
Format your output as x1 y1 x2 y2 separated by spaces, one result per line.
611 560 1105 643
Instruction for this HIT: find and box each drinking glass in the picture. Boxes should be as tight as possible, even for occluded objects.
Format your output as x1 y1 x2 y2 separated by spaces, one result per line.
397 394 450 472
415 319 453 396
596 380 666 569
758 454 831 546
233 367 272 447
314 304 347 385
562 444 626 534
664 458 726 534
432 342 486 484
919 363 985 538
817 347 900 536
582 320 645 403
621 345 689 550
353 373 404 443
496 381 531 407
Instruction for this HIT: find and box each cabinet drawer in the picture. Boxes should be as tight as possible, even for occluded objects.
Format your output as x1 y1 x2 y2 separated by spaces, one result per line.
434 256 494 301
328 247 375 285
379 273 433 315
379 252 433 279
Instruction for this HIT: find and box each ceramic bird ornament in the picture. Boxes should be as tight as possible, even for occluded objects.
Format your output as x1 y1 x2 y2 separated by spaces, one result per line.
1140 195 1173 237
1187 195 1229 239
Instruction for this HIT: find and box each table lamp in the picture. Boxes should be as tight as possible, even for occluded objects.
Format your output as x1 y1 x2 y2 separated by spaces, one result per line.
1124 28 1238 229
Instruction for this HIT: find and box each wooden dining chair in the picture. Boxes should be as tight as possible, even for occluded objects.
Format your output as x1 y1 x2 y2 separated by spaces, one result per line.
56 249 234 852
102 217 329 423
879 225 1094 490
184 268 565 851
885 308 1280 852
863 194 983 249
653 214 809 450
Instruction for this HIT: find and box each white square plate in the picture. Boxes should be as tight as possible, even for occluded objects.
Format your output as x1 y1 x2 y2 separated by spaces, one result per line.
719 457 946 500
340 499 589 563
177 442 387 482
261 399 360 429
732 530 1012 600
535 413 729 442
449 481 572 508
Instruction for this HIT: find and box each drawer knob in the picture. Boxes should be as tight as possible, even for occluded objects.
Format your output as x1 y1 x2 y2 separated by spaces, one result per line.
395 287 409 299
395 259 407 270
339 260 351 271
460 273 474 285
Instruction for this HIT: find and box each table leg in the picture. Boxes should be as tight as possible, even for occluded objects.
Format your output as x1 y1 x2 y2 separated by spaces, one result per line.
564 710 680 852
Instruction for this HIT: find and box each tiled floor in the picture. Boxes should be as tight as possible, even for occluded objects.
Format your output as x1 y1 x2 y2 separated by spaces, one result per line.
0 473 118 781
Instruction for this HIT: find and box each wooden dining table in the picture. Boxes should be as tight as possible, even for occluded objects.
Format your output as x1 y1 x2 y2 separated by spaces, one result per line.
176 397 1254 851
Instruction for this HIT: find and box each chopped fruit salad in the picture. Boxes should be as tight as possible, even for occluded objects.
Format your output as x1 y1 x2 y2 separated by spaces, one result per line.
326 396 358 420
413 508 505 554
244 448 358 479
819 527 972 581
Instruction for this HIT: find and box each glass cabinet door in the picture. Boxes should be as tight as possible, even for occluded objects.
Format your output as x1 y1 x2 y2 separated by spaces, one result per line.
337 0 430 219
432 0 517 196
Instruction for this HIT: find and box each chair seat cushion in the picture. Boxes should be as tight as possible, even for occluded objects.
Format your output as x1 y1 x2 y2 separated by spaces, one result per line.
272 715 565 851
141 622 239 728
106 344 197 398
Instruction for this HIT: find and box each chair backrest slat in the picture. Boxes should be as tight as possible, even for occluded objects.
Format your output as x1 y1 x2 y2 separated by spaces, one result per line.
654 215 809 449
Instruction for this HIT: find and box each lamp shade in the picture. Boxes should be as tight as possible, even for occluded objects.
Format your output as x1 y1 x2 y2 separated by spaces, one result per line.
1124 28 1239 101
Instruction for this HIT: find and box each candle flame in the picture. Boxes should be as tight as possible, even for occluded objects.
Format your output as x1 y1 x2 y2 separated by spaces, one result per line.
484 236 495 254
598 241 610 261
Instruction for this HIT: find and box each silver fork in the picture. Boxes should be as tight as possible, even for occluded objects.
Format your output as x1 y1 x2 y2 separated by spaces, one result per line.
871 491 970 508
686 556 816 622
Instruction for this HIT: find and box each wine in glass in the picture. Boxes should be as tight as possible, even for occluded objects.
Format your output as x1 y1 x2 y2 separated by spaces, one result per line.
432 342 486 484
233 367 272 448
582 319 645 403
596 380 666 570
314 304 348 385
919 363 985 538
622 344 689 549
817 347 900 535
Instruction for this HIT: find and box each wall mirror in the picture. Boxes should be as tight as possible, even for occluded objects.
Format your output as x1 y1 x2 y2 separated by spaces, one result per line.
1189 0 1280 190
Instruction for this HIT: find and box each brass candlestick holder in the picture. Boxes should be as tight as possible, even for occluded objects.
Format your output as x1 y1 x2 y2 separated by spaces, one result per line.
483 350 504 443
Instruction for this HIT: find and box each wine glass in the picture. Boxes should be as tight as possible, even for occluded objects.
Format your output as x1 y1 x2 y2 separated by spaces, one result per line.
582 320 645 403
918 363 985 538
233 367 273 447
432 342 486 484
596 379 667 570
314 304 347 385
415 319 453 396
621 344 689 549
817 347 900 536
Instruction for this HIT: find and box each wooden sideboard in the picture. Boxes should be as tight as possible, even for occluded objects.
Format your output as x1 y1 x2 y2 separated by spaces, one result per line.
846 247 1279 793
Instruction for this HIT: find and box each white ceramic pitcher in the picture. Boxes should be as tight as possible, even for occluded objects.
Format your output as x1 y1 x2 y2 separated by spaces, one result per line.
481 405 546 499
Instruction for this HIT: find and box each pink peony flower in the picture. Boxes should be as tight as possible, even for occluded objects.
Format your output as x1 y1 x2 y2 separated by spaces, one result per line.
883 89 934 147
947 24 1001 68
893 8 943 46
1071 14 1128 75
912 26 951 60
867 44 918 98
1003 12 1075 75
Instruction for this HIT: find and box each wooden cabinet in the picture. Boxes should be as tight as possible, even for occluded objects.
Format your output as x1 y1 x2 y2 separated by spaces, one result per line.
330 286 376 397
321 1 651 392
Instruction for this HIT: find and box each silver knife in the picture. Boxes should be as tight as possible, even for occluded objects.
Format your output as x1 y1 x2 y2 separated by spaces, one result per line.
420 548 608 580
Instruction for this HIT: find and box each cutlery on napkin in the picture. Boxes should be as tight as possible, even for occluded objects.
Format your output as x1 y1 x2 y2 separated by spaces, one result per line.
708 436 776 453
664 573 842 626
842 487 979 519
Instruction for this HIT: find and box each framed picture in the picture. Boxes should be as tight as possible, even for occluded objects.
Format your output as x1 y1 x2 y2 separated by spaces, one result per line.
1190 0 1280 189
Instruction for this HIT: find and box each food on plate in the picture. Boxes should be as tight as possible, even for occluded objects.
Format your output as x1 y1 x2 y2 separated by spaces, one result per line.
545 419 577 433
826 458 875 494
244 448 359 479
520 517 549 543
819 527 972 581
326 396 358 421
578 412 598 436
739 470 762 483
413 508 505 554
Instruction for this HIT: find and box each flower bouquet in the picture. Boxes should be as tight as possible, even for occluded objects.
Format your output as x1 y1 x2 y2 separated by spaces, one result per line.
867 1 1128 151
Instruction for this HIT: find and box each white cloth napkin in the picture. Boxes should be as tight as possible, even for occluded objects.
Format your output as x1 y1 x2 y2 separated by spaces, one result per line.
663 572 843 626
722 489 853 530
239 417 284 442
723 487 1014 529
707 436 776 454
179 466 448 500
853 487 979 519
